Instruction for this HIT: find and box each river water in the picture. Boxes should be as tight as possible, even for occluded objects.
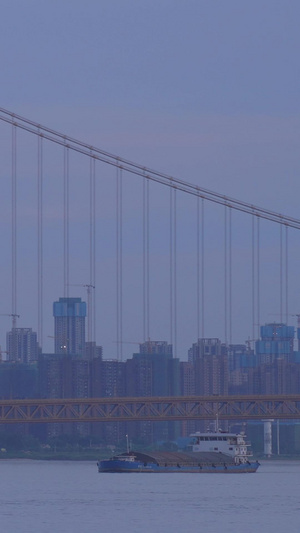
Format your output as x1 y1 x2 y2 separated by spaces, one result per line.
0 459 299 533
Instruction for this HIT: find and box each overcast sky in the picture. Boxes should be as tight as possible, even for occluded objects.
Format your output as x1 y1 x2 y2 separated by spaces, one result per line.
1 1 300 359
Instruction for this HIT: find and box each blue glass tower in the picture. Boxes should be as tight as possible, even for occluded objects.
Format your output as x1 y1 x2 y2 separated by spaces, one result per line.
53 297 86 356
255 323 294 364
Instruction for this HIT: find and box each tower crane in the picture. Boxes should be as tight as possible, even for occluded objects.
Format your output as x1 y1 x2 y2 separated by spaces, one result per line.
68 283 95 343
0 313 20 329
0 314 20 360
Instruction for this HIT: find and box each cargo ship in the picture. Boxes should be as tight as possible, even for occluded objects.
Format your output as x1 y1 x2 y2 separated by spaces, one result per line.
97 430 260 473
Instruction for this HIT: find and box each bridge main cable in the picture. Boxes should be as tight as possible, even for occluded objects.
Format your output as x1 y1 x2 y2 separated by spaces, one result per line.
1 107 300 229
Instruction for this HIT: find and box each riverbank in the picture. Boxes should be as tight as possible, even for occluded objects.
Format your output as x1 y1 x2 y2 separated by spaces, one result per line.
0 449 108 460
1 449 300 461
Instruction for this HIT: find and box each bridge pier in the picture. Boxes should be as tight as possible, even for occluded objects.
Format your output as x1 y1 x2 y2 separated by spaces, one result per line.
263 419 274 457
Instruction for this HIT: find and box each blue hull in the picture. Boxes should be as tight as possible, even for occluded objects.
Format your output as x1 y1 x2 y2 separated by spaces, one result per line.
98 458 259 474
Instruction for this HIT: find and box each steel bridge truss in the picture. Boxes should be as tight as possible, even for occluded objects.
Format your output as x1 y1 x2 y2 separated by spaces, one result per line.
1 395 300 424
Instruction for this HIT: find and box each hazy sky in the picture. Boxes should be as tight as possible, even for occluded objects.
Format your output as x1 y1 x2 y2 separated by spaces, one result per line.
1 1 300 359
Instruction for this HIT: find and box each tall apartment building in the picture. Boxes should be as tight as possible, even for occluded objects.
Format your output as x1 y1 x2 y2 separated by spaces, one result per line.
248 358 298 395
38 352 92 438
96 359 126 445
180 361 196 437
85 341 103 360
6 327 40 363
0 362 38 399
188 338 228 396
126 340 180 443
100 359 126 398
53 297 86 356
228 344 256 395
139 340 173 356
255 323 294 364
127 341 179 397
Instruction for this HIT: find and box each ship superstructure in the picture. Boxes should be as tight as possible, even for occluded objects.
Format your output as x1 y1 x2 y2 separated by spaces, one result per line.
187 430 252 464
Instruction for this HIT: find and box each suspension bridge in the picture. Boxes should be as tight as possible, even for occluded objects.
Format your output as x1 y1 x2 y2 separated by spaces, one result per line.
0 108 300 425
1 106 299 357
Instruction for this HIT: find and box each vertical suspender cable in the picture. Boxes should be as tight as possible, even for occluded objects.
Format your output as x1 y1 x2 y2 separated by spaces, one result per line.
257 217 260 339
201 199 205 338
170 184 177 355
63 144 69 354
174 188 177 358
229 208 232 346
197 195 205 339
146 178 150 341
63 145 69 298
89 154 96 344
197 195 200 341
280 223 283 323
252 214 255 342
116 166 120 360
120 169 123 360
89 156 92 344
92 159 96 344
11 124 17 336
224 206 228 345
116 165 123 360
37 133 43 348
143 175 146 342
285 225 288 323
143 174 150 342
170 182 173 348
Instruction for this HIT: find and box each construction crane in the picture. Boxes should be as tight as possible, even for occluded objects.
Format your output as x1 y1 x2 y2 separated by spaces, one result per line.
113 338 155 353
69 283 95 291
268 313 300 326
0 314 20 361
68 283 95 342
0 313 20 329
113 341 142 345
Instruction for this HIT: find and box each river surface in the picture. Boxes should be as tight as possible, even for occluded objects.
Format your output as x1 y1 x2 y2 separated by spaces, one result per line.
0 459 299 533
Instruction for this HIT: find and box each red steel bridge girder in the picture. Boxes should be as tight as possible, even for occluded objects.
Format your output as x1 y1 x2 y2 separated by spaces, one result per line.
1 395 300 424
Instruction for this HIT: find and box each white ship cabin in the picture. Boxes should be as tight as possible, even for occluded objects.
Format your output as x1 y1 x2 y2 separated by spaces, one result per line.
187 431 250 459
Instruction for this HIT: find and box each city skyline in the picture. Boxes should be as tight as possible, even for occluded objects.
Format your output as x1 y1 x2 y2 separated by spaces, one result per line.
1 2 299 529
1 108 300 361
3 293 300 363
1 2 300 361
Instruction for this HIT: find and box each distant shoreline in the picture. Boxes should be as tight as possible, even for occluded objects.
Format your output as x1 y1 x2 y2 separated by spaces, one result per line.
0 450 107 461
1 451 300 461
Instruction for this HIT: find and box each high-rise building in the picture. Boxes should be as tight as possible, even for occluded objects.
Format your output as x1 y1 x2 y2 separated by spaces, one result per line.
139 340 173 356
255 323 294 365
97 359 126 445
228 344 256 395
53 297 86 356
38 352 91 438
85 341 103 360
180 361 196 437
0 362 38 399
100 359 126 398
188 338 226 363
188 338 228 396
128 341 179 397
6 327 40 363
126 341 180 443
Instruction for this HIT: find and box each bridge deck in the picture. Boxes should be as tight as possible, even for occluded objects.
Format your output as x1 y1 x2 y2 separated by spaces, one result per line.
0 394 300 424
